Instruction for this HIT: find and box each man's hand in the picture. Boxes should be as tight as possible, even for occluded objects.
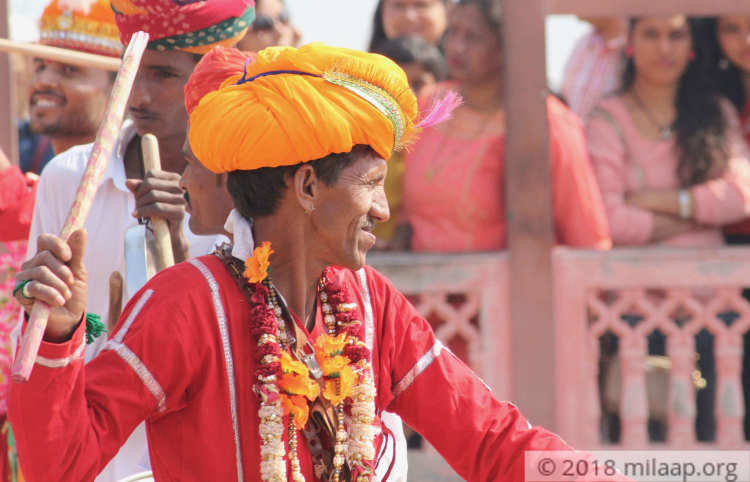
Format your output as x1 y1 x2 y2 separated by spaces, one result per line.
15 229 88 342
126 169 189 262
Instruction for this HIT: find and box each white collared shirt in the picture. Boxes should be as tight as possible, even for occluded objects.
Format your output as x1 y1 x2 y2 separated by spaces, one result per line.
25 119 221 359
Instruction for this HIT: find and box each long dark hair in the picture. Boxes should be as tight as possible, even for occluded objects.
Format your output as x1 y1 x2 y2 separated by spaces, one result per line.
694 17 747 115
622 17 729 187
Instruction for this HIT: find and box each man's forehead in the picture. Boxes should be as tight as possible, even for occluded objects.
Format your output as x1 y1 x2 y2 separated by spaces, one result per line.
140 49 198 71
343 150 387 176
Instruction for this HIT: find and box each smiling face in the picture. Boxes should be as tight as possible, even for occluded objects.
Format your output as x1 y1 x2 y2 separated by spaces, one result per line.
128 49 199 142
310 149 390 270
717 15 750 74
442 3 502 84
381 0 447 46
28 58 112 139
179 133 234 235
629 16 693 87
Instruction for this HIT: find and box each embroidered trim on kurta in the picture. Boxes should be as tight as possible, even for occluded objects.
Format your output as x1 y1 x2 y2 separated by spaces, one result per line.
392 340 445 398
35 338 85 368
113 289 153 342
105 340 166 413
189 258 245 482
358 268 400 480
356 269 375 354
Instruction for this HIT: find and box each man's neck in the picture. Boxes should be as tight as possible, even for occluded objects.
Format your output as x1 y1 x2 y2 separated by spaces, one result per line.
253 214 323 330
51 135 94 156
124 134 188 178
156 134 187 174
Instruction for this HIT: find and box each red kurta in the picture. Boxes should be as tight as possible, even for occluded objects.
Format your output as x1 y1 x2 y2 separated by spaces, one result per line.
11 255 579 481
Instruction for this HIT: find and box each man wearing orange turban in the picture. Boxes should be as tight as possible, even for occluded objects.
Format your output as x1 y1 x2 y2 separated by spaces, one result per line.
10 44 631 482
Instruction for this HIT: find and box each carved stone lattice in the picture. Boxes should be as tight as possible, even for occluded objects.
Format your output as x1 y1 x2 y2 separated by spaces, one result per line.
588 286 750 447
406 292 482 369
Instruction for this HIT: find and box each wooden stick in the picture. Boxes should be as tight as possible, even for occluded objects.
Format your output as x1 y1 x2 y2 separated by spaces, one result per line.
0 38 121 71
11 31 149 383
107 271 124 333
141 134 175 272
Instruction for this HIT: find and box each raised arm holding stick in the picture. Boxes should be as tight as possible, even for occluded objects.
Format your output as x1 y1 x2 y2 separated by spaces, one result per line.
11 31 149 382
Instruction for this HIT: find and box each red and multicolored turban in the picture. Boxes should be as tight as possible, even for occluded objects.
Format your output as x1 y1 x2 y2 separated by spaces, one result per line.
39 0 122 58
111 0 254 54
184 45 256 117
187 43 422 174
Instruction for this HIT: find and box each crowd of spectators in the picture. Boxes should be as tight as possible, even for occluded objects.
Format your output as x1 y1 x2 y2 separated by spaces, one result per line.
365 4 750 256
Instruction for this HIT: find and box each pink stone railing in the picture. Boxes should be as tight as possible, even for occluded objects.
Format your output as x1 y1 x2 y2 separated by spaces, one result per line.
368 251 512 401
554 247 750 449
370 247 750 450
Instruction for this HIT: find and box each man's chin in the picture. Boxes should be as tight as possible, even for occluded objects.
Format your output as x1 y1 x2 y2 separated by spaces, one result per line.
29 119 60 136
187 218 208 236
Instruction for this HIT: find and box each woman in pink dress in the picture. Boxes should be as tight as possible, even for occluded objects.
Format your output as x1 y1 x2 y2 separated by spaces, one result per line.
587 15 750 443
400 0 611 253
587 16 750 248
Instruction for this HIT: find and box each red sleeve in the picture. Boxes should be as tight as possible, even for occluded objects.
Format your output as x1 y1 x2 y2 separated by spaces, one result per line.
9 270 198 482
547 97 612 249
0 167 37 242
366 267 575 481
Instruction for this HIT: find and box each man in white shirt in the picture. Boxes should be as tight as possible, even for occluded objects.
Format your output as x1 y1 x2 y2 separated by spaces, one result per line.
19 1 255 480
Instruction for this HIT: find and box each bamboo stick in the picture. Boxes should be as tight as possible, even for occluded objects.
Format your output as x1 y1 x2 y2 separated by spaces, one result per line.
11 31 148 382
0 38 121 71
141 134 175 272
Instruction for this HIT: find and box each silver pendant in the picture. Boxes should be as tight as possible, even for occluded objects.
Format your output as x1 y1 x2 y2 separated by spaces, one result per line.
302 341 323 379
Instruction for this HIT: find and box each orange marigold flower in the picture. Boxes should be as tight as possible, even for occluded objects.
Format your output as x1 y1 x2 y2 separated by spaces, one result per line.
279 352 320 401
281 394 310 429
322 364 356 406
315 333 348 358
280 351 308 377
244 241 274 283
320 354 350 376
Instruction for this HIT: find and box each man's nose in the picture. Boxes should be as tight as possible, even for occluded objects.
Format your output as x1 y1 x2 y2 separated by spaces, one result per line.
31 65 61 91
371 189 391 224
129 75 151 108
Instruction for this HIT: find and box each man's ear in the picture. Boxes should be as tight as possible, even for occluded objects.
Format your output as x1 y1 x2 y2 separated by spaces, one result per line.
291 164 318 213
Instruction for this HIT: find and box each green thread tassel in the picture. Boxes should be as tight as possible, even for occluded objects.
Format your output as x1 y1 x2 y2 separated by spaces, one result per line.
85 312 106 344
7 423 18 482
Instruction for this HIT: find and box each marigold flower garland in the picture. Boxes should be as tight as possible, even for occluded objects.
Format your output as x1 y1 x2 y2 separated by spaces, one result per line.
244 242 377 482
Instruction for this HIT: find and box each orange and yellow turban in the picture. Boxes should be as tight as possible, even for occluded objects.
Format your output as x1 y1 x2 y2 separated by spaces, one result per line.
111 0 254 54
188 43 420 174
39 0 122 57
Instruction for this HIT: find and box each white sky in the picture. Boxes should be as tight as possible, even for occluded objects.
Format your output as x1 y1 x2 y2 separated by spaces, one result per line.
8 0 589 90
